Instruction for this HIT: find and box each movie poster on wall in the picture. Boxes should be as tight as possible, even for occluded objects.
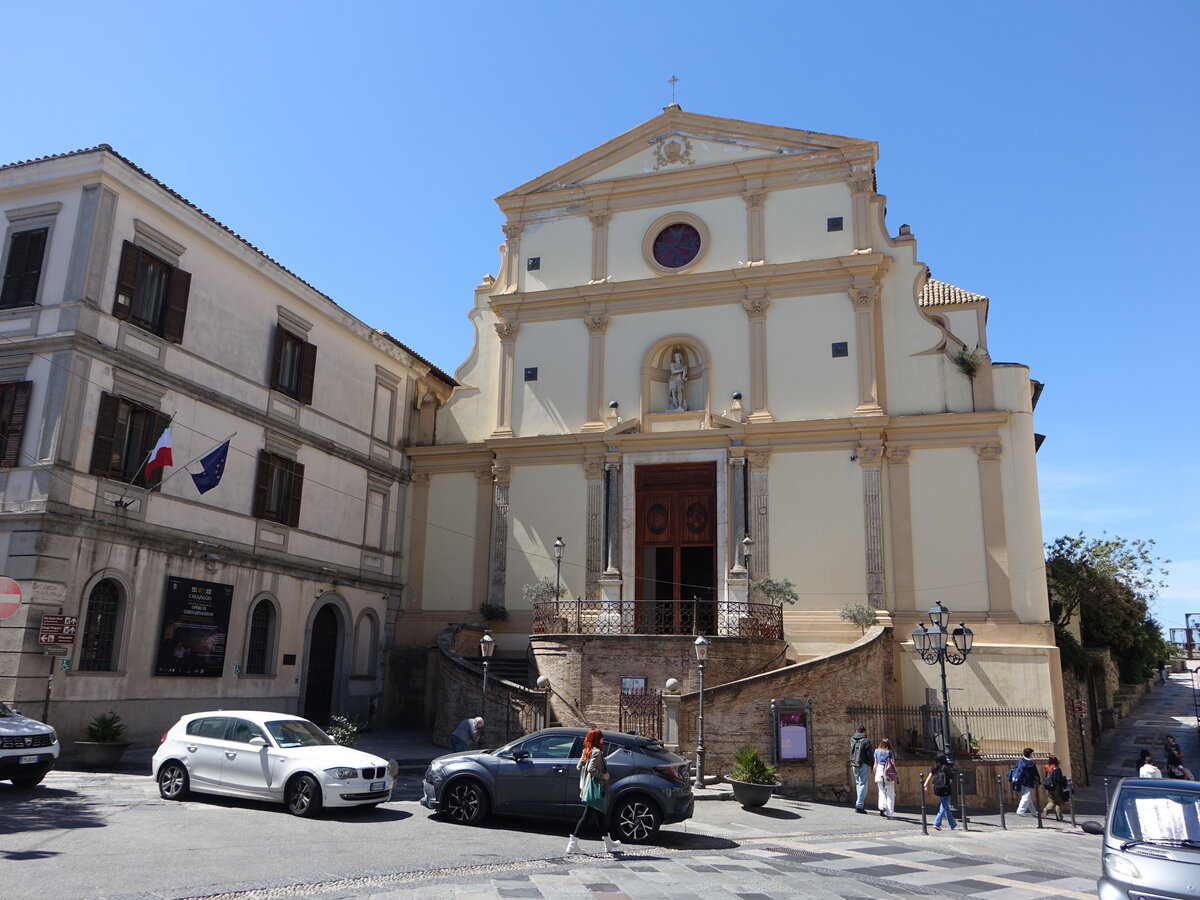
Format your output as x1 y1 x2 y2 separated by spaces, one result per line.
155 577 233 677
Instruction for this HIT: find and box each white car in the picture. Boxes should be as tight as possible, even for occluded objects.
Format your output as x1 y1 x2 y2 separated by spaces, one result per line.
152 710 396 817
0 700 59 787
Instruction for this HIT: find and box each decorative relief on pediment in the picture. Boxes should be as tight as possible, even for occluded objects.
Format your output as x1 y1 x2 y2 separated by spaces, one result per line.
652 135 696 170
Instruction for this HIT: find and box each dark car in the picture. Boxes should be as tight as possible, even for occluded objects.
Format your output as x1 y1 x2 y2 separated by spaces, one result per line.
420 727 693 842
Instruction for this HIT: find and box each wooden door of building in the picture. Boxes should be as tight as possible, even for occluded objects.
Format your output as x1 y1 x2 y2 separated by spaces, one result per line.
635 462 717 635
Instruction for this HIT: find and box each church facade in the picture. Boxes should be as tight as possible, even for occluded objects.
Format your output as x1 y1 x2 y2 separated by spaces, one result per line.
406 108 1064 761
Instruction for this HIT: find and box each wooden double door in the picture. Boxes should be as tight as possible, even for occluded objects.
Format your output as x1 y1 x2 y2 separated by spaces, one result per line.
635 462 717 635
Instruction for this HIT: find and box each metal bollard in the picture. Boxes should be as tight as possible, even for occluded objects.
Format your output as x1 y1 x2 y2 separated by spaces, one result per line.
1034 780 1044 828
1068 776 1076 828
1103 776 1110 816
958 770 969 831
920 772 928 835
997 774 1007 830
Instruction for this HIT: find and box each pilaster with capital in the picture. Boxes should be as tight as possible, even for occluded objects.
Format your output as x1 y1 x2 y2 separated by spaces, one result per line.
742 293 773 422
584 457 606 600
589 212 611 283
407 471 433 612
747 449 772 578
472 466 495 606
847 171 874 252
849 286 884 415
581 313 610 431
501 221 524 293
729 455 747 562
491 320 520 438
486 465 512 608
857 442 885 607
743 190 767 265
885 446 915 613
975 440 1012 614
604 458 621 574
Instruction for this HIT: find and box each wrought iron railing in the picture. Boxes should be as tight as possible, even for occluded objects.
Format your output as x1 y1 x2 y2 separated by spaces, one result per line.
531 598 783 639
847 704 1055 760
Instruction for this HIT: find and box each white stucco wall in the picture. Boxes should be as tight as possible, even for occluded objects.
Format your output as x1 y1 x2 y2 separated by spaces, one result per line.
607 197 746 282
504 464 588 608
765 292 859 420
513 319 588 434
421 472 481 610
519 213 592 293
908 448 988 613
763 183 855 263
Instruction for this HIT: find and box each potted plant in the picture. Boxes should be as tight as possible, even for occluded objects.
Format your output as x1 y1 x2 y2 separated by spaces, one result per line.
75 710 133 769
725 744 780 808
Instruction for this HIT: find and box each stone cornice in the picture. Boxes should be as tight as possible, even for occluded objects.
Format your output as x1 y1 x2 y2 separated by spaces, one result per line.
488 253 891 323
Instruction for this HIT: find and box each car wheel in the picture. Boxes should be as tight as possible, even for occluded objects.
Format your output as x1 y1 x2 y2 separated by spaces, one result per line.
612 795 662 843
286 774 323 818
157 762 190 801
443 778 489 825
9 773 46 788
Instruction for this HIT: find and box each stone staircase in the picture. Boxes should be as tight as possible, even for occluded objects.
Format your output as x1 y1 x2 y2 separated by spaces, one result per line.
463 656 530 687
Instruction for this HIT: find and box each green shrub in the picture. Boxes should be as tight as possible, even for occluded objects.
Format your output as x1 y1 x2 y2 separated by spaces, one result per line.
83 711 127 743
750 578 799 605
478 601 508 622
840 603 879 634
729 744 778 785
325 714 364 747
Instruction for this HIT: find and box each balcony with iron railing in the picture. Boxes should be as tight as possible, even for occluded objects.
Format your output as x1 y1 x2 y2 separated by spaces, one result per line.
531 597 783 639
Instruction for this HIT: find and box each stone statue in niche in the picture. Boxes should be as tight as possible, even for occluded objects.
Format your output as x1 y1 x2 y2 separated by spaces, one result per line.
666 349 688 412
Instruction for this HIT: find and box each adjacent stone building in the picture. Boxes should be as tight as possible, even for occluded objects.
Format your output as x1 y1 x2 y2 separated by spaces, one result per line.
0 146 452 743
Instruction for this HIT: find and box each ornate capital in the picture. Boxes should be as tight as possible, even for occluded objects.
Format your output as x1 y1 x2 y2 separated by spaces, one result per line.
857 443 885 464
589 212 611 229
494 320 520 340
502 221 524 241
849 287 878 308
583 458 605 479
743 191 767 210
604 460 621 473
584 313 609 333
975 441 1002 461
741 293 770 318
474 466 495 483
885 446 910 465
847 172 874 194
411 471 432 485
491 464 512 484
728 456 746 468
747 450 771 468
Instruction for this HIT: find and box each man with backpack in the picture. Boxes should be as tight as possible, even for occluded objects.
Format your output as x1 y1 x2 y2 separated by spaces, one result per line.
849 725 872 813
1012 747 1040 816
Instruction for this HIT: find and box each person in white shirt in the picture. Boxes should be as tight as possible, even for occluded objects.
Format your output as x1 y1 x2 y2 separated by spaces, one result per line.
1139 751 1163 779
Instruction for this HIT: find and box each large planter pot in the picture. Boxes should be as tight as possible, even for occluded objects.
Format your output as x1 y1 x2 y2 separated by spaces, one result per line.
725 776 779 808
74 742 132 769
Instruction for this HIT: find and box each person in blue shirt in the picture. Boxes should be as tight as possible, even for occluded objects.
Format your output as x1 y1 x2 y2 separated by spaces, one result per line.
1015 747 1040 816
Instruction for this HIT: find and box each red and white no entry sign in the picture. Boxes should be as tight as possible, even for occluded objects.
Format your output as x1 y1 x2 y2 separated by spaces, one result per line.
0 576 23 620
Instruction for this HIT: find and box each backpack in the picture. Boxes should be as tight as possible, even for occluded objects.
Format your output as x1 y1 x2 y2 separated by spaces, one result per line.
1007 763 1022 792
1042 768 1063 792
932 767 953 796
850 735 871 766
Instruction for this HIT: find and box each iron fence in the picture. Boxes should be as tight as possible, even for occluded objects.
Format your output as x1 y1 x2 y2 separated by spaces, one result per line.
531 598 783 639
847 704 1055 760
618 690 663 738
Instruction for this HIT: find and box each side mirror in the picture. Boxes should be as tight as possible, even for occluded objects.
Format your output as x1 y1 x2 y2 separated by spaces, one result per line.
1080 820 1105 835
511 750 530 761
249 737 268 747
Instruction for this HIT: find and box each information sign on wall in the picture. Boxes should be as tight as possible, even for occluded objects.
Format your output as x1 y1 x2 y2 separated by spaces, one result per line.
155 577 233 677
779 711 809 760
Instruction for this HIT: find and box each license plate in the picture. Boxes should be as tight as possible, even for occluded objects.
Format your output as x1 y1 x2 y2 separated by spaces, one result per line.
19 755 39 764
370 781 385 792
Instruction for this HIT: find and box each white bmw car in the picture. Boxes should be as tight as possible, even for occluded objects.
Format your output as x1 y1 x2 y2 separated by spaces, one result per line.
152 710 396 817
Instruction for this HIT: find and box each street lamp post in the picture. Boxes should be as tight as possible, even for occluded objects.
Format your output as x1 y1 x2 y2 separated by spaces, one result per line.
479 631 495 721
741 535 754 579
911 601 974 761
553 537 565 600
694 635 710 788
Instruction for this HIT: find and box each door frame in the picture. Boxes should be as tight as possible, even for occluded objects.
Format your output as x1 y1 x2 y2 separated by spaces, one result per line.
300 593 352 723
620 449 730 602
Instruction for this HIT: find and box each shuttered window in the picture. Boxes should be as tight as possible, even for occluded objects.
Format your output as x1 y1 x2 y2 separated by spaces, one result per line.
113 240 191 343
0 381 31 467
253 450 304 527
89 392 168 487
270 324 316 404
1 228 48 309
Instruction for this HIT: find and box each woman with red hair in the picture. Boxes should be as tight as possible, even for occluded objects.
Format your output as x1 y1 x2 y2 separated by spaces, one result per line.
566 728 622 855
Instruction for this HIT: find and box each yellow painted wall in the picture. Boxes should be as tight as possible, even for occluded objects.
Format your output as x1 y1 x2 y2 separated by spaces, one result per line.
765 292 859 419
422 472 482 610
513 319 589 433
504 464 588 608
764 183 855 263
909 448 988 613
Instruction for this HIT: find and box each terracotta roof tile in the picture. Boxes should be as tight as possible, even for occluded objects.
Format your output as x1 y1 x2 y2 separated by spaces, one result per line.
919 278 988 308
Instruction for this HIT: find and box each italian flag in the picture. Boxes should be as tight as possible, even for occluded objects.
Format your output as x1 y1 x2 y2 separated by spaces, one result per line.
144 424 173 479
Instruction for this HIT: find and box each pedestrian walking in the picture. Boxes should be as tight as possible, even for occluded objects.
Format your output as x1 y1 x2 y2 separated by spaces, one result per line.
923 755 956 831
1163 735 1193 778
1041 755 1069 821
565 728 622 855
1014 747 1040 816
450 716 484 752
1158 659 1168 685
873 737 898 818
1139 752 1163 779
849 724 872 813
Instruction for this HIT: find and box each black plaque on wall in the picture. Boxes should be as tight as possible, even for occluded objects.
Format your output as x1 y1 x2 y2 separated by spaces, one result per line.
155 576 233 677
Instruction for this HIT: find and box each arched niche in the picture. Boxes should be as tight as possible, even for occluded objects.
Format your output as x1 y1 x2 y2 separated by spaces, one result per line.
640 335 711 419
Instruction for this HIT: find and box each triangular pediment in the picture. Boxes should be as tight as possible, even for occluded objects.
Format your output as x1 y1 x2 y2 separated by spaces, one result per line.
499 108 875 202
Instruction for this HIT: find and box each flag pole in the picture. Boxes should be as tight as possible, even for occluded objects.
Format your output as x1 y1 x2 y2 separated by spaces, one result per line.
116 432 236 507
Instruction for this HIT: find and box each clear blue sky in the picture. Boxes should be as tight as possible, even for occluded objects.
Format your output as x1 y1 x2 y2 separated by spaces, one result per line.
6 2 1196 636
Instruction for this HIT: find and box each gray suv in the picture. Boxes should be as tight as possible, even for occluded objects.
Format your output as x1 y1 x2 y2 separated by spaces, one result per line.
0 700 59 787
421 727 694 843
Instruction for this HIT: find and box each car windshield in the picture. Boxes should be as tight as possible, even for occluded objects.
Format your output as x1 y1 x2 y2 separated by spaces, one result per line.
1111 785 1200 843
265 719 335 748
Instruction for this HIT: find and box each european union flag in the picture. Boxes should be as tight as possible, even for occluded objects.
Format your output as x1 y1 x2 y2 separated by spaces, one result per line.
190 440 230 495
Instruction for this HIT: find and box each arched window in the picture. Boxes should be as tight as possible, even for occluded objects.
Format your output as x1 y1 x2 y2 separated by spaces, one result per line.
79 579 123 671
245 598 277 675
353 611 379 677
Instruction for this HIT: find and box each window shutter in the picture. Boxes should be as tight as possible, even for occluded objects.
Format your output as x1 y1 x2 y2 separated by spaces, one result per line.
0 381 31 467
252 451 270 519
299 341 317 405
161 266 191 343
270 325 286 391
1 229 47 309
287 460 304 528
112 241 138 321
90 392 121 476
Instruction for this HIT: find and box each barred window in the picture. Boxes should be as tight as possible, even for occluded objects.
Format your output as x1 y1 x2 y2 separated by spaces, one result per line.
79 579 122 672
245 599 275 675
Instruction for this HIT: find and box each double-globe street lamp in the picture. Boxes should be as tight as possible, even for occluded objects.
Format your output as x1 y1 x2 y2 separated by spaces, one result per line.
694 634 710 789
479 631 495 721
911 601 974 761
